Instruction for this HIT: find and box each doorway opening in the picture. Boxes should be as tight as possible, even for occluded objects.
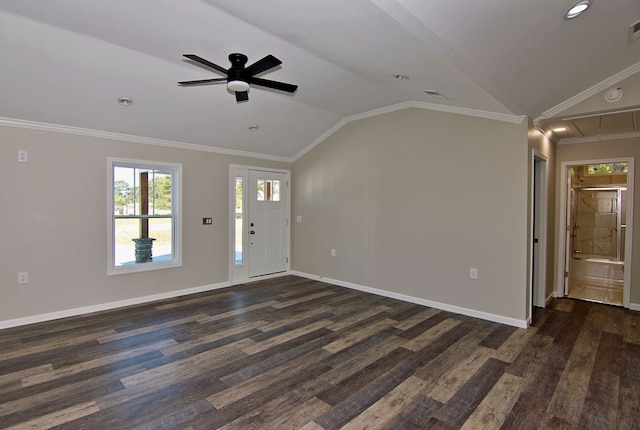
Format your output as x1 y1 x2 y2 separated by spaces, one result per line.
530 151 548 324
558 159 634 307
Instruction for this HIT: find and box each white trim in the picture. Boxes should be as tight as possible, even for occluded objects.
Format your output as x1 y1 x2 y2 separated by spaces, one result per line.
0 117 291 163
291 271 528 328
630 303 640 312
530 151 549 311
107 158 183 275
538 60 640 120
1 101 525 165
0 281 230 330
292 101 526 161
229 164 291 285
556 158 635 308
556 131 640 146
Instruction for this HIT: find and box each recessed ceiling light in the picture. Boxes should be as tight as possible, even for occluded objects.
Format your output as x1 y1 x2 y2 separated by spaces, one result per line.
118 96 133 106
392 74 410 80
564 0 592 20
553 127 567 132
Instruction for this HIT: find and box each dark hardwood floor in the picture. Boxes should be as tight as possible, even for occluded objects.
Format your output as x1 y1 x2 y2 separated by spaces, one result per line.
0 275 638 429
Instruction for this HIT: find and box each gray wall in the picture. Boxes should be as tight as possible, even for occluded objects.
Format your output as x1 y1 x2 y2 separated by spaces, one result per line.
555 137 640 305
292 108 530 322
0 125 290 322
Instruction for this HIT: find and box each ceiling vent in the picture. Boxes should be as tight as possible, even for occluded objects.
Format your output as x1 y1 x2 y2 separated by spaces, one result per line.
629 20 640 43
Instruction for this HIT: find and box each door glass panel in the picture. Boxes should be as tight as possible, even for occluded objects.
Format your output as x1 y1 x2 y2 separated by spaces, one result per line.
256 179 280 201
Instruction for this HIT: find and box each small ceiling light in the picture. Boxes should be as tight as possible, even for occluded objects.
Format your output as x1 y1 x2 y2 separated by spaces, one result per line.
604 87 623 102
118 96 134 106
227 80 250 92
392 74 410 80
248 124 260 131
423 90 449 100
553 127 567 132
564 0 592 20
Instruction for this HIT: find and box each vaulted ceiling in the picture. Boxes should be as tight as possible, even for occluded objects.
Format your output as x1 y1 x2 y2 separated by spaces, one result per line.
1 0 639 160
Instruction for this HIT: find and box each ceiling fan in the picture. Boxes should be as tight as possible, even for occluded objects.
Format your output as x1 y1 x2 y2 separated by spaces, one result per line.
178 53 298 102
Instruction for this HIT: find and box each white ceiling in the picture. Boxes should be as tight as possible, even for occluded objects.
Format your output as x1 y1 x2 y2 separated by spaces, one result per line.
1 0 639 159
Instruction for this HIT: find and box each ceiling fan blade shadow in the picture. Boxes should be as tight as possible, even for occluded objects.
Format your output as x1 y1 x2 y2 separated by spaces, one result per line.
244 55 282 77
183 54 228 75
178 78 227 86
248 77 298 93
235 91 249 102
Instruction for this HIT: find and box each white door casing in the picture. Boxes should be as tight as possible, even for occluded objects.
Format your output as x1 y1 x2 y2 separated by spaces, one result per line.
229 166 290 284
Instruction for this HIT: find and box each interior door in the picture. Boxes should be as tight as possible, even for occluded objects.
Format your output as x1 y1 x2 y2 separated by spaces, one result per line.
248 170 288 277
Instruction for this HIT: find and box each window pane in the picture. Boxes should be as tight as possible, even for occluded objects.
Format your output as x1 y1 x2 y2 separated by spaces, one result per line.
148 218 173 262
257 179 265 201
588 162 628 174
235 176 243 266
256 179 280 201
113 218 172 266
114 218 139 266
114 167 135 215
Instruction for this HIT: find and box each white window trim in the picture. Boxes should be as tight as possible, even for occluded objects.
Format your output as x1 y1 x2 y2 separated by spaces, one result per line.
108 157 182 275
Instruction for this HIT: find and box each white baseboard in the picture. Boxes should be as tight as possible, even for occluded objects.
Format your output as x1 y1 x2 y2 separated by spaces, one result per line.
0 281 231 330
292 271 528 328
629 303 640 312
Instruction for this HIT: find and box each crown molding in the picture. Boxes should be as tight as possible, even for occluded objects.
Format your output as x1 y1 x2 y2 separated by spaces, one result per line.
292 101 526 161
0 117 291 163
0 99 527 165
538 60 640 120
556 130 640 145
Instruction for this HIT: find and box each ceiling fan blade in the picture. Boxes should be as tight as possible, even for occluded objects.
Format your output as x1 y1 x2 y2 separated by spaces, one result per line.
248 77 298 93
244 55 282 77
235 91 249 102
178 78 227 86
183 54 228 75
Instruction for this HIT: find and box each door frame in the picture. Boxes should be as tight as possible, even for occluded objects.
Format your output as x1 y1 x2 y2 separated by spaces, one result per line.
556 157 634 308
229 164 291 285
530 150 548 317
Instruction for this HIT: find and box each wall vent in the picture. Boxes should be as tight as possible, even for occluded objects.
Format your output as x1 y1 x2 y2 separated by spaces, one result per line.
629 20 640 43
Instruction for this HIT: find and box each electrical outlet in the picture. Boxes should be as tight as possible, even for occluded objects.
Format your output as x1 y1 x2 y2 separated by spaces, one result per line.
18 150 28 163
18 272 28 284
202 217 213 225
469 267 478 279
331 249 336 257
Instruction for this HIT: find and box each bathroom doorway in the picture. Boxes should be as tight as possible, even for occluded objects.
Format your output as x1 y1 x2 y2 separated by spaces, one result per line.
559 159 634 307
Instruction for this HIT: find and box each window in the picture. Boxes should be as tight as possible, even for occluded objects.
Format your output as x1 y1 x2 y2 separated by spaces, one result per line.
588 162 628 175
108 158 182 274
256 179 280 201
235 176 244 266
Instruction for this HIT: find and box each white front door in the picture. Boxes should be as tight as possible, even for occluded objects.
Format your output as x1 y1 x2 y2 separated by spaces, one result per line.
248 170 288 277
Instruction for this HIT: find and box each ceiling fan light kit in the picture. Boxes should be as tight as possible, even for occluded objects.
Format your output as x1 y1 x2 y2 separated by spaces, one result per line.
227 80 250 92
179 52 298 102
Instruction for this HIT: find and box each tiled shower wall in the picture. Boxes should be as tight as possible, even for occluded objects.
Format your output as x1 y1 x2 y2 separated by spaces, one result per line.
571 168 627 260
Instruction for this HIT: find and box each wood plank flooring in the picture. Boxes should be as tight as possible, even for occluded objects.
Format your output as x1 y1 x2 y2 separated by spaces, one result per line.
0 275 638 429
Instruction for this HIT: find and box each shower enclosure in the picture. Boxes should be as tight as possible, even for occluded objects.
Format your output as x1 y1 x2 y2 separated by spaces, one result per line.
566 165 627 305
